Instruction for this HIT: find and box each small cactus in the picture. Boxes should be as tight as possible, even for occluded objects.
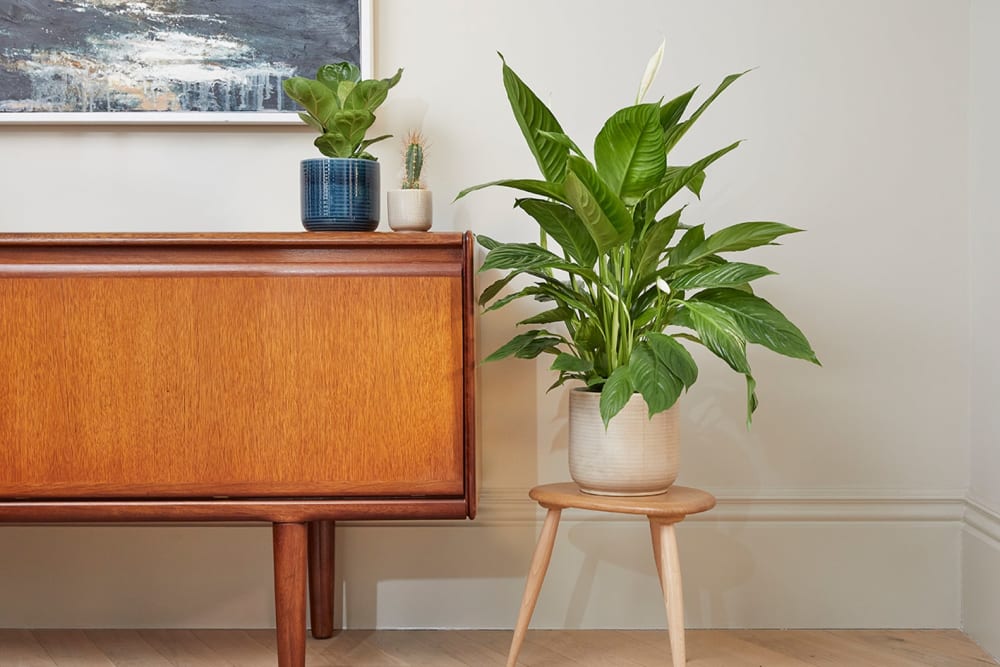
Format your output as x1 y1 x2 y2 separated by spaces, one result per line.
401 131 427 189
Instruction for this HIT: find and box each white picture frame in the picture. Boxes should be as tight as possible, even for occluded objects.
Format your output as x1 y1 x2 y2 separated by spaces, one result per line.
0 0 373 125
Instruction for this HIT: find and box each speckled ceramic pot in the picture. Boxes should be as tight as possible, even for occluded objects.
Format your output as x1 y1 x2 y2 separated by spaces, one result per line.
300 158 379 231
568 389 679 496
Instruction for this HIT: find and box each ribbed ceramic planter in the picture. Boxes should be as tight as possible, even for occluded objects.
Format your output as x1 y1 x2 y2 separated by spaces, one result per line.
568 389 679 496
300 158 380 231
387 189 433 231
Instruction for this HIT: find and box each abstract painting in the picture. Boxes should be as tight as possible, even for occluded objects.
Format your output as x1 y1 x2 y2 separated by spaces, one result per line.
0 0 367 120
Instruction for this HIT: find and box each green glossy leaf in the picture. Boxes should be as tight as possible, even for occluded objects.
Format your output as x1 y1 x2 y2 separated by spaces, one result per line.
594 103 665 203
516 199 598 268
455 179 567 204
659 87 696 133
515 335 563 359
671 262 775 290
680 300 750 374
283 77 339 127
745 373 758 427
635 208 682 280
478 272 517 306
384 67 403 89
702 222 803 255
646 333 699 388
483 285 541 312
537 131 586 157
317 62 361 88
328 109 375 153
500 54 569 182
484 330 544 362
314 131 351 158
630 342 683 416
476 234 501 251
641 142 740 223
344 78 389 111
693 288 819 363
563 156 634 253
551 353 594 373
520 306 575 325
599 366 634 427
481 243 598 282
358 133 392 153
670 224 705 265
336 80 356 105
664 70 750 153
481 243 564 273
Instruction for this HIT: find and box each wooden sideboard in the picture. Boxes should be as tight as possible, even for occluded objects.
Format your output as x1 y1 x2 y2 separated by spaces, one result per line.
0 232 477 667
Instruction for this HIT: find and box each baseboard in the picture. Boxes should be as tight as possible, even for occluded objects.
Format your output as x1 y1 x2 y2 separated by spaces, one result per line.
963 498 1000 660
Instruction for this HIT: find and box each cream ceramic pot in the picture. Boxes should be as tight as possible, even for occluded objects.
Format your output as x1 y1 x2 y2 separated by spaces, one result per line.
387 189 432 231
568 389 679 496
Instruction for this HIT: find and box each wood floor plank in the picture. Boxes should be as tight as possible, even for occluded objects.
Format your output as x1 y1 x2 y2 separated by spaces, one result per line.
137 630 233 667
0 629 993 666
84 630 173 667
0 630 58 667
31 631 114 667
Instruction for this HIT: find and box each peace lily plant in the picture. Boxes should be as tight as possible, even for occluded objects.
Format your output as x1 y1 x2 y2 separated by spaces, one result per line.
458 44 819 428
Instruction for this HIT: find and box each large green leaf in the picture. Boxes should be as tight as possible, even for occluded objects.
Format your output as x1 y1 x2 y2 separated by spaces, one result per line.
646 333 698 388
641 142 740 223
635 208 682 281
670 224 705 265
501 54 569 182
283 77 339 127
551 353 594 373
314 131 351 158
481 243 565 273
693 288 819 363
593 103 666 203
599 366 634 426
485 330 561 362
671 262 775 290
516 199 598 268
328 109 375 152
478 272 517 306
659 87 697 133
680 300 751 374
701 222 803 255
317 62 361 89
455 179 567 204
520 306 575 325
664 70 750 153
481 242 598 281
563 156 634 253
630 342 683 416
344 78 389 112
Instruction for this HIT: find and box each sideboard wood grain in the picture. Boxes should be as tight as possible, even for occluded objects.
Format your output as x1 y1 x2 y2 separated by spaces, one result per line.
0 232 477 667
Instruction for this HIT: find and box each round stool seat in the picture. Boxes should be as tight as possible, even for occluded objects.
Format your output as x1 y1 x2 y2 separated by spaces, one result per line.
529 482 716 519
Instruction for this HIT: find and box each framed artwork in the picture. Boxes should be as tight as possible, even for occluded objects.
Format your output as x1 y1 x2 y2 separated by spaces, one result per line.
0 0 373 124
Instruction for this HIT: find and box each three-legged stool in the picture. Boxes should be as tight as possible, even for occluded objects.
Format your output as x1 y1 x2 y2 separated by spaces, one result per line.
506 482 716 667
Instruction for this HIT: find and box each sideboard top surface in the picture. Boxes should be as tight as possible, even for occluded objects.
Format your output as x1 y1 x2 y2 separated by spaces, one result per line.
0 232 465 248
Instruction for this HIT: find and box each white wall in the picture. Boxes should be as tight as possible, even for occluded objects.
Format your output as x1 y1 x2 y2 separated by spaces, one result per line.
965 0 1000 657
0 0 976 630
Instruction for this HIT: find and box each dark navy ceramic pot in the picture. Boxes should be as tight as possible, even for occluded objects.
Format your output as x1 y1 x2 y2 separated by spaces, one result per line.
300 158 380 231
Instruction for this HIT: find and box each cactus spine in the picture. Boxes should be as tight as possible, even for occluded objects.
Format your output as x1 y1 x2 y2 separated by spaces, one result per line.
401 131 426 189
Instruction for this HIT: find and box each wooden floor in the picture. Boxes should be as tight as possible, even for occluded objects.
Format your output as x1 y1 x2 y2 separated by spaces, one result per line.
0 629 995 666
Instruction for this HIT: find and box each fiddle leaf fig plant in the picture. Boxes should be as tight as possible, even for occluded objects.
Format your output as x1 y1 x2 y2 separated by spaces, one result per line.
283 62 403 160
457 45 819 427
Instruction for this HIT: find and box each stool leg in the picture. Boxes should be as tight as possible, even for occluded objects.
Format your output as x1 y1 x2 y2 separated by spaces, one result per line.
650 519 685 667
506 507 561 667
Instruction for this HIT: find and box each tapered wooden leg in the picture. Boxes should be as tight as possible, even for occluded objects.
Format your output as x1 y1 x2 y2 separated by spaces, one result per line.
506 508 561 667
650 519 685 667
308 520 335 639
273 522 307 667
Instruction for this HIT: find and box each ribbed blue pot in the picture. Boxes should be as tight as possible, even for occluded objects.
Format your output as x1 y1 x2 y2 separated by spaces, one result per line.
300 158 380 231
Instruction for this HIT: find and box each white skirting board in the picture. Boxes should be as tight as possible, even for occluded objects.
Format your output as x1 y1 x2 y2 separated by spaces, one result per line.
0 488 974 630
963 499 1000 660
